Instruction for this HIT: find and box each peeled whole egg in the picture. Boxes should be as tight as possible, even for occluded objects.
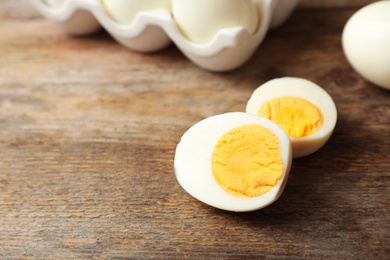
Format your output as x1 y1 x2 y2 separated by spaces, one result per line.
246 77 337 158
171 0 259 44
342 1 390 90
174 112 292 212
44 0 66 8
269 0 300 30
100 0 171 25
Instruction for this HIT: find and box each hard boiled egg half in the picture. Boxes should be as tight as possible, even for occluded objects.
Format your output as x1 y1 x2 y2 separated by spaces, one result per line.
246 77 337 158
174 112 292 212
172 0 259 44
100 0 171 25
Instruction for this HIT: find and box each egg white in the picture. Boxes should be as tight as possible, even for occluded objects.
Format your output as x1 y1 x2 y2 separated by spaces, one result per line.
174 112 292 212
246 77 337 158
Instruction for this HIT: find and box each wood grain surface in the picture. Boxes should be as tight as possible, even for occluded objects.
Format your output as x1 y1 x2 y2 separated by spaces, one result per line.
0 1 389 259
299 0 375 8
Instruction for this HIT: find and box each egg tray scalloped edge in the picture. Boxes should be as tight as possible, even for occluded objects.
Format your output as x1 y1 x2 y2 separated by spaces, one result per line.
31 0 299 71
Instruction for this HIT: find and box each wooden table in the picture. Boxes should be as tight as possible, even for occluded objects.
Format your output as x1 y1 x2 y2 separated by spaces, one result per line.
1 1 389 259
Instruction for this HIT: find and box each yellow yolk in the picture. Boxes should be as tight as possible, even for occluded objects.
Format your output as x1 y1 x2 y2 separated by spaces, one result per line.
212 124 284 198
257 97 324 138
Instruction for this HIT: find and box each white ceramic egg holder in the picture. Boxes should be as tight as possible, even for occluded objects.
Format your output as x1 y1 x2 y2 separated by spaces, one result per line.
31 0 299 72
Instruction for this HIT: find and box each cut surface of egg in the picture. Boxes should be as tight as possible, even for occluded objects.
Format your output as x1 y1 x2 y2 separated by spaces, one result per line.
100 0 171 25
44 0 66 8
174 112 292 212
246 77 337 158
342 1 390 90
171 0 259 44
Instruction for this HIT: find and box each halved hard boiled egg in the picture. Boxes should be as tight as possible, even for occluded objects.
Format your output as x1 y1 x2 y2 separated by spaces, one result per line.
174 112 292 212
171 0 259 44
246 77 337 158
100 0 171 25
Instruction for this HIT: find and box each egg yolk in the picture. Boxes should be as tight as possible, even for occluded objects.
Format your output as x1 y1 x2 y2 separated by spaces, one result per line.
212 124 284 198
257 97 324 138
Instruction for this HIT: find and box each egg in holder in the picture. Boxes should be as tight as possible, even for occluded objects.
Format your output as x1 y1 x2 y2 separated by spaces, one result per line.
31 0 300 71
